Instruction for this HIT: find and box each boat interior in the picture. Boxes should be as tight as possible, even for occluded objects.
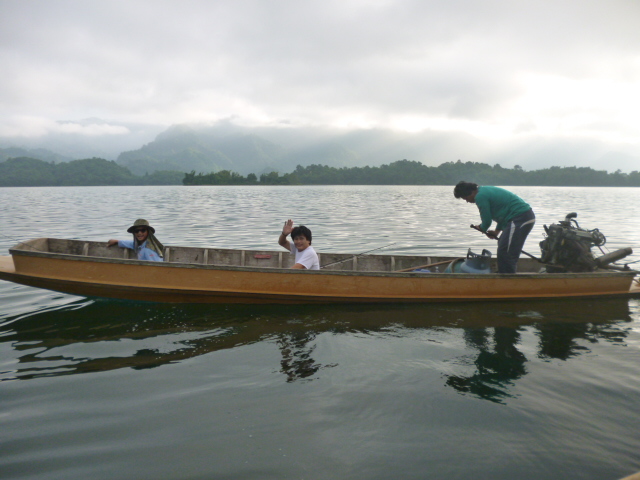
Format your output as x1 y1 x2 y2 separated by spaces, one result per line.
11 238 547 273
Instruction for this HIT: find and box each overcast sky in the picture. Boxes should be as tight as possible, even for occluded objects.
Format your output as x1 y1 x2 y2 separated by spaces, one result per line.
1 0 639 169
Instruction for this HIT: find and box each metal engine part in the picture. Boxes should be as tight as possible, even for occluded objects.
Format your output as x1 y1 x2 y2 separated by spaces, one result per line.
539 212 608 273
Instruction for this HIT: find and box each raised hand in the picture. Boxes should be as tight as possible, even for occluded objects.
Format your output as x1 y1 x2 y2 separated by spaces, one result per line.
282 219 294 236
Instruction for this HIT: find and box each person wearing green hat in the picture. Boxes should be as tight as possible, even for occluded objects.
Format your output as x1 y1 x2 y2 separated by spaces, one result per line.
107 219 164 262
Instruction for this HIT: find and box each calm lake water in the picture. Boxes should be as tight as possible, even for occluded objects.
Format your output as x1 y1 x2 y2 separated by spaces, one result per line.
1 185 640 480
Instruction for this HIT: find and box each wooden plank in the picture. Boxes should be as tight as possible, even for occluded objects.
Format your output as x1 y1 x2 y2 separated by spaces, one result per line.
395 258 458 273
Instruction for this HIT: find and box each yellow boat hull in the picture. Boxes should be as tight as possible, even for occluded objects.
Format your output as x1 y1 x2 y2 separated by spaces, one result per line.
0 238 637 304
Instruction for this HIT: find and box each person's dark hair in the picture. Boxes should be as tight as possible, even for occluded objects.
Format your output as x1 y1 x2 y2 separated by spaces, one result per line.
291 225 312 244
453 181 479 199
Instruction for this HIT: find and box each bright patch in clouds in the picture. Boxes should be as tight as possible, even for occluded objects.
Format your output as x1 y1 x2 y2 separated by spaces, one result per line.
390 115 512 139
512 73 640 144
0 117 130 138
56 122 130 136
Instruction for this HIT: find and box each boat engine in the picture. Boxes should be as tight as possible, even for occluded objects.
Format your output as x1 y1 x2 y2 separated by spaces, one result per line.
539 212 607 273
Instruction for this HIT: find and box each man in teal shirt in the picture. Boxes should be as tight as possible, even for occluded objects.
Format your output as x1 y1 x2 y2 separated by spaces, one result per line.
454 181 535 273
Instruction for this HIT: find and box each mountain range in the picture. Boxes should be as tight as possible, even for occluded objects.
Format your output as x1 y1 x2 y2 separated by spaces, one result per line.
1 119 639 175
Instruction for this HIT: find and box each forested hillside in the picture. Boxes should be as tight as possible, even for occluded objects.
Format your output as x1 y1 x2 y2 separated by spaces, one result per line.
117 125 285 176
0 147 72 163
0 157 183 186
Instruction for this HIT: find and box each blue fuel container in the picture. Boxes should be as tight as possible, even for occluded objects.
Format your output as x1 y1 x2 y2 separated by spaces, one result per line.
460 248 492 274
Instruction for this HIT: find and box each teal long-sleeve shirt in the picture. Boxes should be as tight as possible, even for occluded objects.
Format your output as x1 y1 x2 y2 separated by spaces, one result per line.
475 186 531 232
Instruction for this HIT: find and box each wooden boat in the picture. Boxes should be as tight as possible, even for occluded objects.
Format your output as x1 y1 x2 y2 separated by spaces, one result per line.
0 238 638 304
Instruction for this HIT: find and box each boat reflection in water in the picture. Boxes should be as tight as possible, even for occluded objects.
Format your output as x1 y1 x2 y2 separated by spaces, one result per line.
1 297 635 403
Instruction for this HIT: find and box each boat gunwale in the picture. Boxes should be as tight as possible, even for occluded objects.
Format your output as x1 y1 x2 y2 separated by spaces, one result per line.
8 245 639 280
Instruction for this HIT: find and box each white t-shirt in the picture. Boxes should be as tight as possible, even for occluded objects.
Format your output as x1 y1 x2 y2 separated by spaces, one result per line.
289 244 320 270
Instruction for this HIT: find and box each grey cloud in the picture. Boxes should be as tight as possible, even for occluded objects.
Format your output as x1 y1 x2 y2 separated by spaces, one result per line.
1 0 639 170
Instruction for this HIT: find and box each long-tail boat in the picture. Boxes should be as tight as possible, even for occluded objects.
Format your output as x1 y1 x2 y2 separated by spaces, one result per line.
0 237 637 303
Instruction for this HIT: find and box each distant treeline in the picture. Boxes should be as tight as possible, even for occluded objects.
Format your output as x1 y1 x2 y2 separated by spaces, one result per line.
0 157 184 186
183 160 640 187
3 156 639 187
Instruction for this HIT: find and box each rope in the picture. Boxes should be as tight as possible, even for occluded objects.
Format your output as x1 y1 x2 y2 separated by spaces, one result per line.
320 243 396 269
0 233 49 253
